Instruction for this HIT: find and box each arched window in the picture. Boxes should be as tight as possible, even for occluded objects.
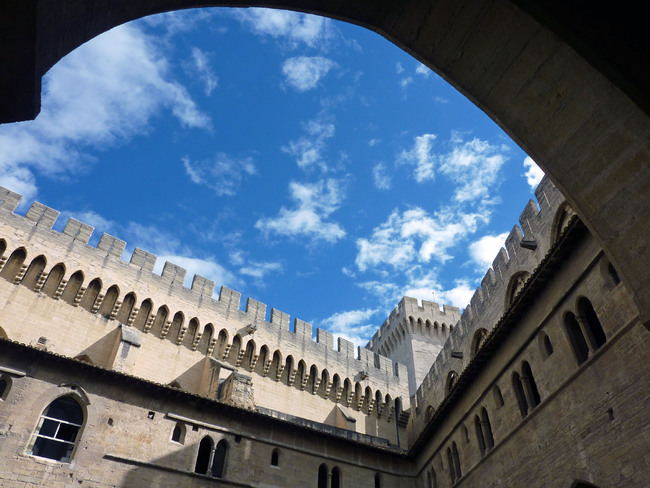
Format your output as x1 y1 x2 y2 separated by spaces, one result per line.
447 447 455 484
492 385 504 408
552 203 577 243
607 262 621 285
480 407 494 450
0 248 26 283
521 361 541 409
331 466 341 488
374 472 381 488
506 271 530 306
271 448 280 466
447 442 461 484
28 396 84 462
571 482 599 488
451 442 461 481
21 255 46 291
194 436 213 474
471 328 488 358
446 371 458 396
474 415 486 456
0 374 11 400
564 312 589 365
79 278 101 312
132 299 153 331
41 263 65 298
577 297 607 350
116 292 136 323
539 333 554 359
61 271 84 305
98 285 119 318
318 464 328 488
211 440 228 478
512 372 528 418
171 422 185 444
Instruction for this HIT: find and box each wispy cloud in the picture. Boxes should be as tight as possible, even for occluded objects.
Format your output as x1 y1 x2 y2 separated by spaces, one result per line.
0 23 210 202
182 154 257 196
231 8 335 49
255 179 346 243
282 56 336 91
189 47 218 96
282 115 335 171
398 133 507 202
415 63 431 77
319 308 379 348
372 162 392 190
397 134 438 182
523 156 545 188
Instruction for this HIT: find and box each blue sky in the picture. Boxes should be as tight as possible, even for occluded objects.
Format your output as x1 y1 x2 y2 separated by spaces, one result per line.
0 8 545 347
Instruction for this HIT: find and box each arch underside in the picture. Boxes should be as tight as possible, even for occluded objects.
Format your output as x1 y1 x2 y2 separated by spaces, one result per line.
1 0 648 326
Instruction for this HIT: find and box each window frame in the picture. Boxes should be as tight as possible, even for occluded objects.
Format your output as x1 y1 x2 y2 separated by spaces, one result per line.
27 395 85 463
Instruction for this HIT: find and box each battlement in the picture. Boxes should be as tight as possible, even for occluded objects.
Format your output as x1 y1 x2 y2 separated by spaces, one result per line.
0 186 409 417
411 176 568 430
367 297 461 353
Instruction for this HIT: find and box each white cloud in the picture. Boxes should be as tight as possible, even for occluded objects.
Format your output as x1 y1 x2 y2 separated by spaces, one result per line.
182 154 256 196
190 47 218 96
140 9 215 37
282 56 336 92
395 63 405 74
355 206 490 273
232 8 334 48
0 23 210 200
523 156 545 188
415 63 431 77
255 179 346 243
239 261 284 280
319 308 379 348
400 77 414 89
469 232 509 270
0 167 38 208
397 133 438 182
372 163 392 190
397 134 507 202
368 138 381 147
435 280 475 310
439 137 506 203
282 115 335 171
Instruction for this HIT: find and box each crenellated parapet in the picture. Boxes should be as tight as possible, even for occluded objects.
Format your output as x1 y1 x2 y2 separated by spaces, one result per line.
367 296 461 396
411 176 569 433
0 186 409 433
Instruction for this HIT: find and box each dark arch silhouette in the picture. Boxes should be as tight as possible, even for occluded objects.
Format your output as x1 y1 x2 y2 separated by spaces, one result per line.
1 1 649 329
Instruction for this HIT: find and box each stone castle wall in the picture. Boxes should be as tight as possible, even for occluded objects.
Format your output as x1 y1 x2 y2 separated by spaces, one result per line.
412 218 647 487
0 339 414 488
0 186 409 442
410 176 568 434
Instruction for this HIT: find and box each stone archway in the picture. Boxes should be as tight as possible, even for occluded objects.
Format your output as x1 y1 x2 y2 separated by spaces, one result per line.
1 0 648 325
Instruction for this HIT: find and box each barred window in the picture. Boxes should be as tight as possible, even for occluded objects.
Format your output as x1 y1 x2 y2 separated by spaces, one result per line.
28 396 84 462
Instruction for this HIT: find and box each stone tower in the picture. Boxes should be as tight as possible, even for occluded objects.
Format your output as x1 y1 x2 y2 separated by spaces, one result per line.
367 297 461 396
